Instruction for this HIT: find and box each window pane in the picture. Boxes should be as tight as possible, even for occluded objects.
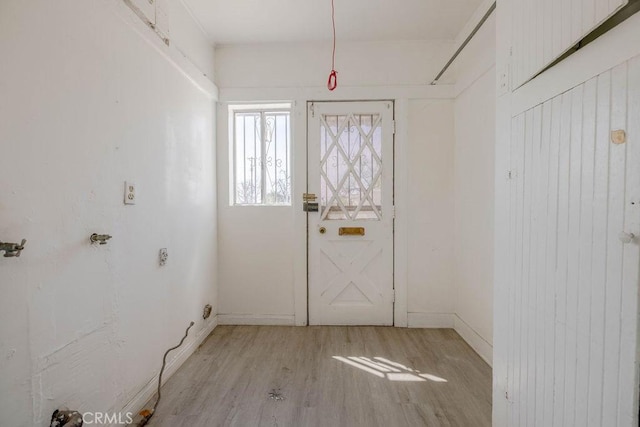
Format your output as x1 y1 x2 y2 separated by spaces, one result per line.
235 112 262 204
232 107 291 205
319 113 382 220
264 112 291 204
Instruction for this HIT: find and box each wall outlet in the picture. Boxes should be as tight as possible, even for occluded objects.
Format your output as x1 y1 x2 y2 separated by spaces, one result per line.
159 248 168 266
498 64 510 96
124 181 136 205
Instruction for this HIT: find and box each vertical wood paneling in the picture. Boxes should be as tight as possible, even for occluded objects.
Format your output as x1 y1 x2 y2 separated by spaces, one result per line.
521 108 534 427
543 0 554 70
561 0 574 65
596 0 612 24
563 84 583 427
536 0 545 81
574 76 597 427
527 106 542 427
543 96 561 427
534 102 548 427
507 57 640 427
571 0 583 50
587 69 612 427
552 89 572 427
601 62 627 427
552 0 564 77
583 0 596 35
510 114 525 425
511 0 629 88
618 56 640 427
523 0 532 89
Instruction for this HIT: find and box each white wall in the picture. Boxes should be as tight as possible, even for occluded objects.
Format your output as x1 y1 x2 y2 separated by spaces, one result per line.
406 100 456 327
453 70 495 365
169 0 216 80
217 204 296 323
450 13 496 365
215 41 458 326
0 0 217 425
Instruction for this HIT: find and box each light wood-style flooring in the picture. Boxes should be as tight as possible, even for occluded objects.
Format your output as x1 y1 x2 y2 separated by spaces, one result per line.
147 326 491 427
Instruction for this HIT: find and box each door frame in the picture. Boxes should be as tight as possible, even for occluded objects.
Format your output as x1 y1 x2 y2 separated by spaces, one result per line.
305 100 395 326
291 99 408 327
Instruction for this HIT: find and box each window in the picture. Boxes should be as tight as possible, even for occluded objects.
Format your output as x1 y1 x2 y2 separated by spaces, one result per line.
230 104 292 206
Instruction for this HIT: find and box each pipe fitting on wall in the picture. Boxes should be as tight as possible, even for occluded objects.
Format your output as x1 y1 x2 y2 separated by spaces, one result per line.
90 233 112 245
0 239 26 257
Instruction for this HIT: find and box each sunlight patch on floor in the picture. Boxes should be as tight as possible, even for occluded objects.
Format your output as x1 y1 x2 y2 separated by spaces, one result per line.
332 356 448 382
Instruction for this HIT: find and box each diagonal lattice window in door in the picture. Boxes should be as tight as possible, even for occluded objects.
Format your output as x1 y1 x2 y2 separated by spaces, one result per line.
319 113 383 220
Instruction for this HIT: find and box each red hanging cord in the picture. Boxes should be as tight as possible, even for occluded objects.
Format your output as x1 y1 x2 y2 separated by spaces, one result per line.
327 0 338 91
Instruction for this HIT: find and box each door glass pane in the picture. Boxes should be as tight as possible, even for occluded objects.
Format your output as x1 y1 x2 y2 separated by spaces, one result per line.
320 113 383 220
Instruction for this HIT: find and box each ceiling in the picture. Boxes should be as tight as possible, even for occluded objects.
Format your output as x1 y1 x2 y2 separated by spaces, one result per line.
182 0 484 45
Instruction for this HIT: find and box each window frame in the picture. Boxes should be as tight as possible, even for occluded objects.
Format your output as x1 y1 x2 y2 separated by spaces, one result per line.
229 103 292 206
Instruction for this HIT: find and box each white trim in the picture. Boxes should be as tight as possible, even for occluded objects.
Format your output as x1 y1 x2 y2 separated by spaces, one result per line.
117 316 218 421
293 101 309 326
306 101 394 326
454 0 496 48
511 11 640 117
407 312 454 328
108 0 218 99
228 103 292 111
219 85 454 103
218 314 296 326
227 105 293 206
453 314 493 367
393 99 409 327
493 1 514 425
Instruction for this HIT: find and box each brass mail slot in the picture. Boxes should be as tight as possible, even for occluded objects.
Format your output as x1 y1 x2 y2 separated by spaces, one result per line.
339 227 365 236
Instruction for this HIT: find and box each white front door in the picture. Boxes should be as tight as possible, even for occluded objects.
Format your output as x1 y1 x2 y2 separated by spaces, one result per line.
307 101 394 325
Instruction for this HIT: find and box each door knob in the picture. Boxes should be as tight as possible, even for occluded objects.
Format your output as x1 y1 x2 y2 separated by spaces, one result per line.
619 232 635 244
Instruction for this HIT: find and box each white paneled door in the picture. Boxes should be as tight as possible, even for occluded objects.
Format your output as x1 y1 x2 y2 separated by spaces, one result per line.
505 57 640 427
307 101 394 325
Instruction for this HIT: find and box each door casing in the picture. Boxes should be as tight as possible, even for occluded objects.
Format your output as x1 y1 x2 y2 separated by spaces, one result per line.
306 100 396 326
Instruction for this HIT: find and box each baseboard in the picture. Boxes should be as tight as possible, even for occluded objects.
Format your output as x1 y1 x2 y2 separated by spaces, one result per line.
218 314 295 326
453 314 493 367
407 312 454 328
117 315 218 423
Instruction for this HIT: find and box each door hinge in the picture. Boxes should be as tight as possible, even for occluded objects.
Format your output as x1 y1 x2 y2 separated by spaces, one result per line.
392 205 396 219
310 103 315 118
392 290 396 303
391 120 396 135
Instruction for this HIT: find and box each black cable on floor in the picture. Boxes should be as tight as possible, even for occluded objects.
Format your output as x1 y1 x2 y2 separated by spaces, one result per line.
137 321 195 426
